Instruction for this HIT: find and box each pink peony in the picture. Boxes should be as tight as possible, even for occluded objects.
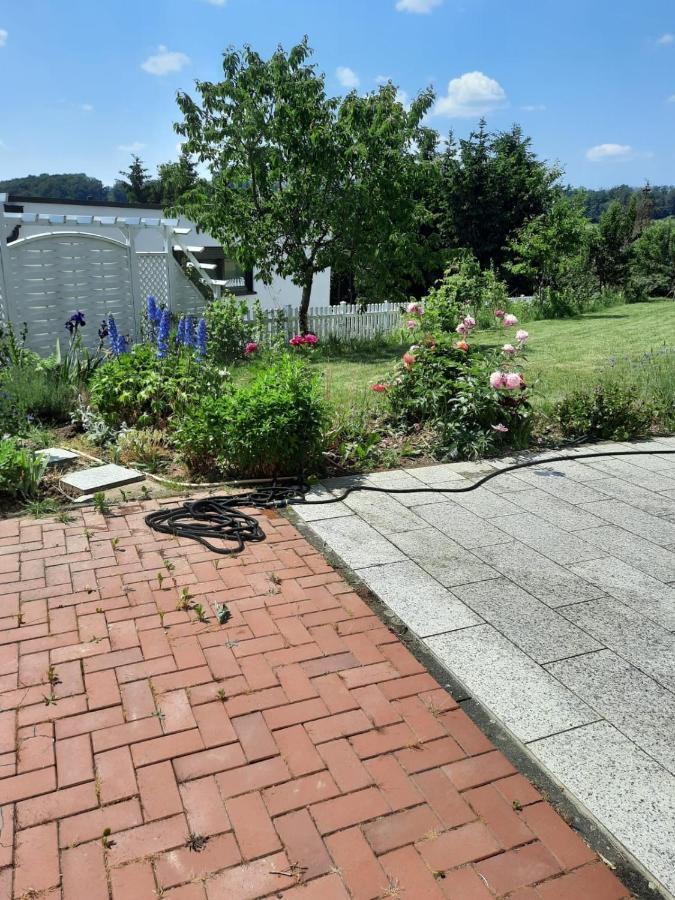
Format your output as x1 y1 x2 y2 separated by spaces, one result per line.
406 302 422 315
406 319 419 330
304 333 318 345
372 383 388 393
403 351 416 369
516 329 529 344
503 313 518 327
455 322 468 335
455 340 469 352
494 309 505 319
463 316 476 329
491 423 509 433
289 335 304 346
244 341 258 354
490 371 507 389
504 372 523 390
502 343 516 356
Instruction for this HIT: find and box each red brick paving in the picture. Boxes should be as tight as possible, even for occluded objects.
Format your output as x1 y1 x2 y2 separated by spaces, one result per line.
0 502 631 899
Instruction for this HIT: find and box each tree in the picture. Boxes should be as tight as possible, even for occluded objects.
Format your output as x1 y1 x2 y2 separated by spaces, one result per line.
436 122 561 271
630 219 675 299
505 194 592 301
157 152 200 206
0 173 108 201
117 155 159 204
174 39 435 332
591 200 634 289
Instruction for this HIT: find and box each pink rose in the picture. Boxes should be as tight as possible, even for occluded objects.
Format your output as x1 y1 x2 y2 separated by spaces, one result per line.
502 344 516 356
504 372 523 390
516 329 529 344
503 313 518 327
403 352 415 369
244 342 258 354
289 335 304 346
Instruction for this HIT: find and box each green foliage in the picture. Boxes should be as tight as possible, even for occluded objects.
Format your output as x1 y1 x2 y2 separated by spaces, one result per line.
116 428 168 472
173 355 326 477
0 173 109 201
591 200 635 289
386 335 532 459
424 253 509 332
204 293 250 364
89 344 225 429
0 366 76 428
556 383 655 442
174 38 435 329
0 438 47 503
117 154 159 204
157 152 201 206
629 219 675 299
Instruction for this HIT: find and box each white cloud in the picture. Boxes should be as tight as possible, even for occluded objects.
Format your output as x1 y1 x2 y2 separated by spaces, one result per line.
657 33 673 45
81 103 94 113
0 29 7 47
395 0 442 13
336 66 360 89
118 142 146 154
434 71 507 117
375 74 390 85
521 103 546 112
586 143 634 162
668 94 675 103
141 45 190 76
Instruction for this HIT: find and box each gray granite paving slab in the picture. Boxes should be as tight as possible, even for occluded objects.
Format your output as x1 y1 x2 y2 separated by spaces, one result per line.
453 578 601 664
440 486 523 519
559 597 675 693
527 458 611 483
356 560 482 637
483 472 534 494
474 541 606 607
591 476 675 519
306 515 404 569
581 457 675 493
425 624 598 742
416 501 508 549
339 490 429 535
574 524 675 583
363 469 452 508
529 721 675 897
579 498 675 547
492 513 603 565
506 468 610 504
403 463 467 484
569 557 675 631
613 449 675 473
545 651 675 774
389 527 498 588
500 488 607 532
60 463 144 495
292 486 353 521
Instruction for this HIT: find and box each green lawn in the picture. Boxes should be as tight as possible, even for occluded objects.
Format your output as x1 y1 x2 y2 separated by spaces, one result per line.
309 299 675 415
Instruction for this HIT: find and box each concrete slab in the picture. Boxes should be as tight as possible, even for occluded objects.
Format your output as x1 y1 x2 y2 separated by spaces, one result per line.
416 501 508 549
426 624 598 743
530 721 675 897
500 488 607 532
339 490 429 536
356 559 482 637
579 498 675 547
591 476 675 519
491 513 603 565
60 463 144 496
389 527 498 588
308 515 405 569
574 524 675 584
36 447 79 467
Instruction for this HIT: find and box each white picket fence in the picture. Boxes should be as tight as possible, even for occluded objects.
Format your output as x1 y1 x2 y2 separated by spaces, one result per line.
251 301 406 343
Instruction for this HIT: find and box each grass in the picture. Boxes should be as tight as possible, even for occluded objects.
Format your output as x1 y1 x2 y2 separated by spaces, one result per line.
304 299 675 416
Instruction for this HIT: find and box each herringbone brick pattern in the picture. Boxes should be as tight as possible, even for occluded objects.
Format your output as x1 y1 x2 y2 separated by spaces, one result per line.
0 502 630 899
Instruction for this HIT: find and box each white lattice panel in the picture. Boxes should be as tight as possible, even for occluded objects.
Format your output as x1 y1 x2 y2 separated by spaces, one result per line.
4 233 137 355
137 253 169 307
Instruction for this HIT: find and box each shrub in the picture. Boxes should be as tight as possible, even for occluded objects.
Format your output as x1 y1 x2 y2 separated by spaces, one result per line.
0 366 76 428
424 252 509 334
0 438 47 503
173 355 326 477
116 428 169 471
629 219 675 300
204 293 252 364
89 344 225 428
556 383 655 442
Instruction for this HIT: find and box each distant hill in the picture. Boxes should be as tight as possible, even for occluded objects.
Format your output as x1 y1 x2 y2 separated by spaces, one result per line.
567 184 675 222
0 173 127 203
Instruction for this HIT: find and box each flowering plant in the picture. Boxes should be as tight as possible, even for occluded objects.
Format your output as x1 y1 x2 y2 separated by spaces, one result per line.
289 333 318 348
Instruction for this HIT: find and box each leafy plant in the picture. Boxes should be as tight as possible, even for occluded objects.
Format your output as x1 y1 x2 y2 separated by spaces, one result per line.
0 366 76 427
173 354 326 477
204 293 251 364
556 383 655 441
116 427 168 471
0 439 47 503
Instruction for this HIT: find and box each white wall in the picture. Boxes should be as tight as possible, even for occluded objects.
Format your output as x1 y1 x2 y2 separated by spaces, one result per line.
9 200 331 308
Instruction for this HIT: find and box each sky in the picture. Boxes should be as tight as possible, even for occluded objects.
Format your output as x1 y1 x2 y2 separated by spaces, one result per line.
0 0 673 190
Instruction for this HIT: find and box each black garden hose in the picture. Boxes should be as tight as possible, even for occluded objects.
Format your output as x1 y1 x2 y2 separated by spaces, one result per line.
145 447 675 554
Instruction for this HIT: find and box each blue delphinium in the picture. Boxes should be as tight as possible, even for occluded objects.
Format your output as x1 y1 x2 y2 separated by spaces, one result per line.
176 316 186 346
196 318 207 359
183 316 195 348
146 295 162 341
157 308 171 359
107 314 120 356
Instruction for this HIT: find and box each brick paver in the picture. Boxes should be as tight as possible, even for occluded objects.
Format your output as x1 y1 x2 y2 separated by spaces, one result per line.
0 502 630 898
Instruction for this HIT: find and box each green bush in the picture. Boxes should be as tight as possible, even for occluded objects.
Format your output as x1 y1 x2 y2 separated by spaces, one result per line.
629 219 675 300
386 334 532 459
424 252 509 333
0 438 47 503
0 366 75 429
204 293 265 364
556 383 655 442
173 355 326 477
89 344 225 429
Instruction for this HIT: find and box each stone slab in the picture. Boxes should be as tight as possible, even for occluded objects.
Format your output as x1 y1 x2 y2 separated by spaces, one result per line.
339 490 429 536
507 469 609 504
474 541 606 607
579 498 675 547
363 469 447 508
573 524 675 583
307 515 404 569
356 560 482 637
529 721 675 896
545 650 675 774
591 476 675 520
491 513 603 565
389 527 498 588
453 578 601 664
582 458 675 493
425 624 597 743
440 486 522 519
36 447 79 467
500 488 606 532
569 557 675 631
416 501 508 549
559 597 675 693
60 463 144 496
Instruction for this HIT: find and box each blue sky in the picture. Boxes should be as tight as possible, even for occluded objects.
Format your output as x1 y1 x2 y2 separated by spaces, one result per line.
0 0 673 189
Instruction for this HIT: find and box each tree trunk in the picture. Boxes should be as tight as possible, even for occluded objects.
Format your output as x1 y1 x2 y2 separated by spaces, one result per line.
299 273 314 334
